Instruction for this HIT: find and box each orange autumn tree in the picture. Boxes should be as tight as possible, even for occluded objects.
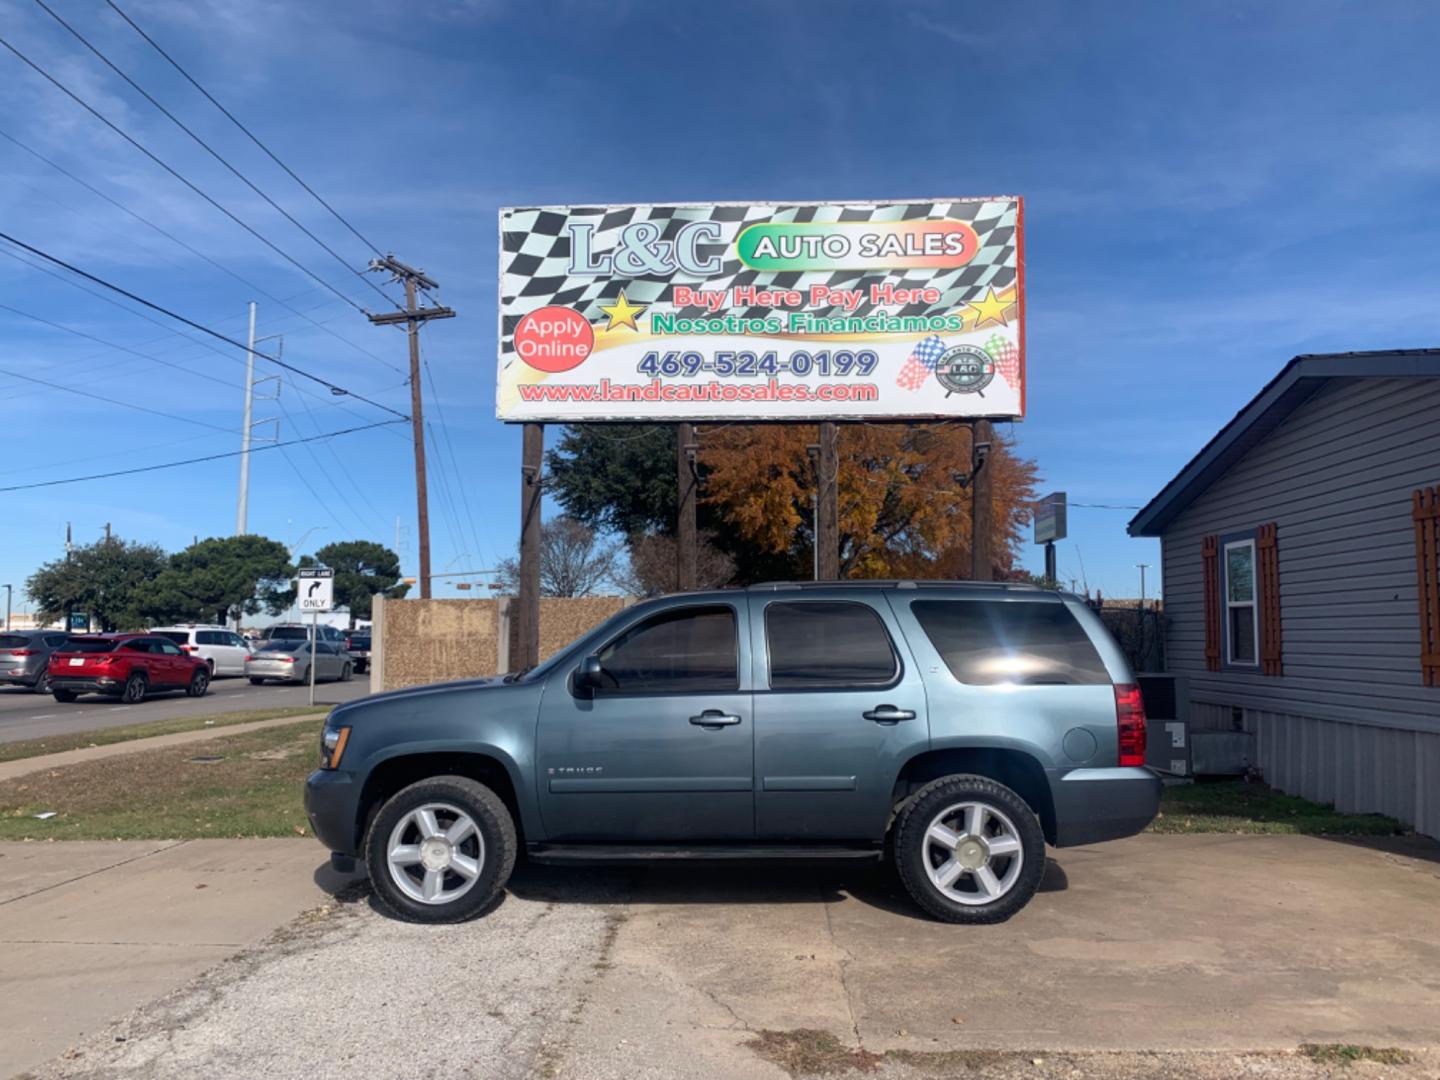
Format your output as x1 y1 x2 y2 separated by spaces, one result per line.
700 423 1039 579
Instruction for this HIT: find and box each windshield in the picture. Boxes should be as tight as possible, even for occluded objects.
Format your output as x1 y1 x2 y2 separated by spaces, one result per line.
511 605 640 683
66 638 120 653
266 627 309 641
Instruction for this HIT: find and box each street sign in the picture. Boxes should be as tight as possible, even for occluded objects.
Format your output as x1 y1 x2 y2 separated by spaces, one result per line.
1034 491 1068 545
68 611 88 632
297 567 334 613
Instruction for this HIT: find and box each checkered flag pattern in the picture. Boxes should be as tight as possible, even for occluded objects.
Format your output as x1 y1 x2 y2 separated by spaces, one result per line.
983 333 1020 388
896 334 946 391
499 200 1020 358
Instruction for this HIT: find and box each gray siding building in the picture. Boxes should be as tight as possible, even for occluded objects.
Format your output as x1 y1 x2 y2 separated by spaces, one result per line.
1129 351 1440 837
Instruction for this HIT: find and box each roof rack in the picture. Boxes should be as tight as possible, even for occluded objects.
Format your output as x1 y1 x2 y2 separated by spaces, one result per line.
745 580 1042 592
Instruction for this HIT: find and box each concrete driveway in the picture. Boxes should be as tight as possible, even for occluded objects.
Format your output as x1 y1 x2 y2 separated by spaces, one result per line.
12 833 1440 1079
0 840 359 1079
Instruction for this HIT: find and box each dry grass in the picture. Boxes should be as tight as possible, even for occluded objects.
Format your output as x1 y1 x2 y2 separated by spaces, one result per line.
0 706 323 764
1299 1043 1414 1066
0 718 323 840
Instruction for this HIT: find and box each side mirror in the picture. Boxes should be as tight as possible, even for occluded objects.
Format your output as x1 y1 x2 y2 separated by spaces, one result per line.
573 654 605 698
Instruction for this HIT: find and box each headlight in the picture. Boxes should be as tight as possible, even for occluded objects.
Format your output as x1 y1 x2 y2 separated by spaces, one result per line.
319 725 351 770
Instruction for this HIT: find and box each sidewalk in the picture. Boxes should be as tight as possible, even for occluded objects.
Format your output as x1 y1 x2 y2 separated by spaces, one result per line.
0 838 359 1078
0 713 326 783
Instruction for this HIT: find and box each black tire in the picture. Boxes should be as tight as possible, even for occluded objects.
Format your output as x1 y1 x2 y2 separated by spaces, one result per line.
206 659 216 677
51 688 77 703
121 672 148 704
249 677 266 686
340 663 353 683
187 668 210 698
365 775 517 924
32 671 50 694
893 774 1046 925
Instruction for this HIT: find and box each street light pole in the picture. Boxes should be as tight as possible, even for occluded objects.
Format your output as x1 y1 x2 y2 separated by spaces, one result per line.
2 584 10 631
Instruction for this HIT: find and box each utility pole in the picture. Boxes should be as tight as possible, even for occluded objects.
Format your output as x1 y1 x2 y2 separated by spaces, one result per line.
676 423 697 590
367 256 456 601
1136 563 1152 610
969 420 995 581
103 522 111 543
517 424 544 671
817 422 840 579
2 584 11 631
65 522 72 561
237 302 257 535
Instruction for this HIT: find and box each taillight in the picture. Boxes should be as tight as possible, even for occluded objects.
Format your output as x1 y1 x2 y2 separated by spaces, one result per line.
7 649 34 657
181 645 198 653
344 637 352 650
1114 683 1147 767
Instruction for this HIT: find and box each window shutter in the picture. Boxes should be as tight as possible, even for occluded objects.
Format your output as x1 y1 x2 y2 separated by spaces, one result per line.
1257 522 1282 676
1414 486 1440 687
1202 534 1221 672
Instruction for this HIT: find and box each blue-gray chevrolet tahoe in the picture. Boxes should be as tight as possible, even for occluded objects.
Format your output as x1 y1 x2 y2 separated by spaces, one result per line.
305 582 1160 924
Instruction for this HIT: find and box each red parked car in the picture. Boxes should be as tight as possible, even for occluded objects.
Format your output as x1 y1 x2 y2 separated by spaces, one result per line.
47 634 211 704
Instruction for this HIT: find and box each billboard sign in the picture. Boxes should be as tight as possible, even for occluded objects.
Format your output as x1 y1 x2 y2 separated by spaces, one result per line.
1034 491 1067 545
497 199 1023 422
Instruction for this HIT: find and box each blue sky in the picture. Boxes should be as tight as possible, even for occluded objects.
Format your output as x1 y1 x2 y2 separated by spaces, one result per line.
3 0 1439 612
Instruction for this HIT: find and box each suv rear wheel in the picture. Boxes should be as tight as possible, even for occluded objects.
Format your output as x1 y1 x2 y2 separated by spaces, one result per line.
365 776 517 923
893 774 1045 924
120 672 148 704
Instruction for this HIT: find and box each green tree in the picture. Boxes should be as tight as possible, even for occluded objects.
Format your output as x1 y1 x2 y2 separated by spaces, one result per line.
140 535 293 625
25 537 167 631
545 425 686 537
306 540 409 627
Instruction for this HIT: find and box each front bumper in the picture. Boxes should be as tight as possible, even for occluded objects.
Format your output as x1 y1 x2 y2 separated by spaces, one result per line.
1048 766 1161 847
305 768 362 855
46 676 123 695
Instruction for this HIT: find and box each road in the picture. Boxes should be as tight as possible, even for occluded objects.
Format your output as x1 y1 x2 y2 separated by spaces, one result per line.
0 674 374 743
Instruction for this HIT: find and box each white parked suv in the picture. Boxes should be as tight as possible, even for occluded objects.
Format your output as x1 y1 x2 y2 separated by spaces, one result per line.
151 626 252 677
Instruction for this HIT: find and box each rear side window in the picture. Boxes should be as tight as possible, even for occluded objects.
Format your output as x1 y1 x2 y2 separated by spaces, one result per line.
154 631 190 645
910 600 1110 686
766 601 898 689
0 635 28 649
122 640 153 653
196 631 226 645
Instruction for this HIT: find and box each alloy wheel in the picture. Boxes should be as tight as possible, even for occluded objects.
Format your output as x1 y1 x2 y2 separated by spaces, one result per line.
922 801 1025 906
385 803 486 905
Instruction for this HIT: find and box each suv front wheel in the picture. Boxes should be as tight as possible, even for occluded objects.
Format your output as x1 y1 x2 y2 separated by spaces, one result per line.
365 776 517 923
893 774 1046 924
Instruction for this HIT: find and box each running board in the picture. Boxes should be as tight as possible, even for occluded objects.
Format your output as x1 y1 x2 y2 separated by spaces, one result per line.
527 844 883 864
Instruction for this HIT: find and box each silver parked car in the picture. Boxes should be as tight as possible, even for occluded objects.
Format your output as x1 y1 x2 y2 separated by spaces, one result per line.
0 629 72 693
246 640 354 685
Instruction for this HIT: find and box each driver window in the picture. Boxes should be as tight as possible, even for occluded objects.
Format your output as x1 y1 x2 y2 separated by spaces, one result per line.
594 605 738 694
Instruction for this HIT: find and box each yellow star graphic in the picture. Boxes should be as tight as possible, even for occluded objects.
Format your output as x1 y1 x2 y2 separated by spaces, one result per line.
967 287 1011 328
599 289 647 332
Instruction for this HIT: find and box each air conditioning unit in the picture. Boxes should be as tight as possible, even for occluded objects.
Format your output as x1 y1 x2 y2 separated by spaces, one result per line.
1137 673 1191 777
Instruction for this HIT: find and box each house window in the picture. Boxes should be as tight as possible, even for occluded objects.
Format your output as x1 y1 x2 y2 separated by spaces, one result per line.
1224 538 1258 666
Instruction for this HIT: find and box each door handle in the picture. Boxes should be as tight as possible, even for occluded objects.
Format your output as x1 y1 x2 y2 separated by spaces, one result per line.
689 710 742 728
863 705 917 724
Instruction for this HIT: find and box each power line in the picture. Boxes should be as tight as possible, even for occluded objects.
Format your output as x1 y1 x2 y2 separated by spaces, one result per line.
31 0 402 316
0 231 409 421
421 346 488 561
0 30 369 315
104 0 392 266
0 420 405 493
0 124 404 374
0 363 232 432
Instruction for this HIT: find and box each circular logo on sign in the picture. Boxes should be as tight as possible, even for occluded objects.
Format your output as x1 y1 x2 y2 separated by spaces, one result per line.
934 344 995 397
514 306 594 372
